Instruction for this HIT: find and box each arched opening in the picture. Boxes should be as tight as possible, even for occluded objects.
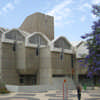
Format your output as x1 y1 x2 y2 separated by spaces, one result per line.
5 30 25 41
28 34 47 45
54 37 71 49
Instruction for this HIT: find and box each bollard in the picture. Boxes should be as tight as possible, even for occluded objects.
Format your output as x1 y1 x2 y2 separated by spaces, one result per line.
63 80 68 100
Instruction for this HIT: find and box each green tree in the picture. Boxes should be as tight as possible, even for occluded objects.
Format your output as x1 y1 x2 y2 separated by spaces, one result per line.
81 5 100 79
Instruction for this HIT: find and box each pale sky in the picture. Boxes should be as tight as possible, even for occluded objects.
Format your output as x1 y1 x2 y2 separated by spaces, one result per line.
0 0 99 41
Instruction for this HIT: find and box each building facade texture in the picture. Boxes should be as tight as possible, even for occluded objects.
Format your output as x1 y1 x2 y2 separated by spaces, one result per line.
0 12 90 86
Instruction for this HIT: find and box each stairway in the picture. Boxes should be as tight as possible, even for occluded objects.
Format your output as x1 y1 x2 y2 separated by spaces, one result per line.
52 76 76 90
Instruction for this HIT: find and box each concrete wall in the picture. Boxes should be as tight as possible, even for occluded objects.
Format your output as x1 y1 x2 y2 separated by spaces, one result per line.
25 47 39 74
51 52 72 75
0 41 2 81
20 12 54 40
6 85 59 92
1 43 19 85
52 76 75 89
16 44 40 75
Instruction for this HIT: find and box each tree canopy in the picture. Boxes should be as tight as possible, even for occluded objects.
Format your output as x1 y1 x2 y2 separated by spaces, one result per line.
80 5 100 78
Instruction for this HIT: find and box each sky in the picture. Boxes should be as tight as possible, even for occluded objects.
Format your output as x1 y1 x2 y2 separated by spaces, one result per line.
0 0 100 42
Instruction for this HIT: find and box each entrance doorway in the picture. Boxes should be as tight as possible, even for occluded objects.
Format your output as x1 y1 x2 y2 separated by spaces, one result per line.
19 75 37 85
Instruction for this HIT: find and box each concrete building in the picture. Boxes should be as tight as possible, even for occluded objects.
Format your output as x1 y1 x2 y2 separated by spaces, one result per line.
0 12 79 88
73 41 100 86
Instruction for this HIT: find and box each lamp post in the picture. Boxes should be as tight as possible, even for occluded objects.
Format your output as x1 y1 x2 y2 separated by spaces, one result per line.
36 36 40 56
60 40 64 60
60 48 64 60
13 33 17 51
35 35 41 85
13 41 16 51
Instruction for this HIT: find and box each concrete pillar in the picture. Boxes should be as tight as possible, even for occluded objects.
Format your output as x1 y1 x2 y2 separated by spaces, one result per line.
73 48 79 84
16 42 26 72
38 47 52 85
1 43 19 85
74 59 79 84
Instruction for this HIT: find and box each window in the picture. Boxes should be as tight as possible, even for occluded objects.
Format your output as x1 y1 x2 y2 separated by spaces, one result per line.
29 34 47 45
19 75 37 85
5 30 24 41
54 38 71 49
52 75 66 77
20 75 24 84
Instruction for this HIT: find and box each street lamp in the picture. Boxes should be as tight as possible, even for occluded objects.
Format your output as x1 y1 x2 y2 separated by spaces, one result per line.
36 35 40 56
60 48 64 60
60 40 64 60
13 33 17 51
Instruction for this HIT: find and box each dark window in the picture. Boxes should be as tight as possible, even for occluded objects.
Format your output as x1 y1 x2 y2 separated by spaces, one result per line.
52 75 66 77
71 55 74 68
19 75 36 85
20 75 24 83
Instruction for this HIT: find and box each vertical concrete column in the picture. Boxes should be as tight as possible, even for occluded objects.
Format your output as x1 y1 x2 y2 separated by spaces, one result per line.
73 47 79 84
1 43 19 85
0 42 2 82
39 47 52 85
75 60 79 84
16 43 26 72
36 52 40 85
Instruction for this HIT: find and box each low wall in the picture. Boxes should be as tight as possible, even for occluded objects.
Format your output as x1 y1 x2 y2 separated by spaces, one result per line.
6 85 18 92
6 77 76 92
52 77 76 90
6 85 59 92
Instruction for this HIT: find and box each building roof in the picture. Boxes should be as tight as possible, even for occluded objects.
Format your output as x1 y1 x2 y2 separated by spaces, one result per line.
50 36 73 54
19 12 54 33
71 41 82 47
75 41 89 58
2 28 29 43
25 32 50 47
52 36 72 47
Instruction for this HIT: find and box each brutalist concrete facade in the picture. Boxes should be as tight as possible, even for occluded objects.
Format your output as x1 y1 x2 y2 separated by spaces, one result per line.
20 12 54 40
0 12 77 86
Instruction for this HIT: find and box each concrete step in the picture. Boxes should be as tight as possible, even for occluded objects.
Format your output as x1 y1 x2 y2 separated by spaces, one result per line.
52 76 76 90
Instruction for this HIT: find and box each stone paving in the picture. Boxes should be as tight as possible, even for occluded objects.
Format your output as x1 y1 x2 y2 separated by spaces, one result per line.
0 89 100 100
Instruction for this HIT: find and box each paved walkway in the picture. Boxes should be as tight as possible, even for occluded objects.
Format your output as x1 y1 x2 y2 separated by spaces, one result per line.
0 90 100 100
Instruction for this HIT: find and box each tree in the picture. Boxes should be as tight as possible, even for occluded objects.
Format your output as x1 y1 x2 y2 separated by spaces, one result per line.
92 5 100 17
80 5 100 79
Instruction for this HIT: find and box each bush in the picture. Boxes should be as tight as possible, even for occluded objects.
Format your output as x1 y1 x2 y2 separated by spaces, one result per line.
0 82 10 94
0 87 10 94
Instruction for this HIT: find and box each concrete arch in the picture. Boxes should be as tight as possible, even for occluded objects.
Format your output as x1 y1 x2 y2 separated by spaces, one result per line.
50 36 73 54
25 32 50 48
2 29 28 43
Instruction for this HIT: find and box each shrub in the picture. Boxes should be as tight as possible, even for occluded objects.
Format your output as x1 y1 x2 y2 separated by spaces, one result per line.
0 87 10 94
0 82 10 94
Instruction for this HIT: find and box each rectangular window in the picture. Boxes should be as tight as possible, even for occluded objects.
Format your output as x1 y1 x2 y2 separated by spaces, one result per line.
20 75 24 84
52 75 66 77
19 75 36 85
